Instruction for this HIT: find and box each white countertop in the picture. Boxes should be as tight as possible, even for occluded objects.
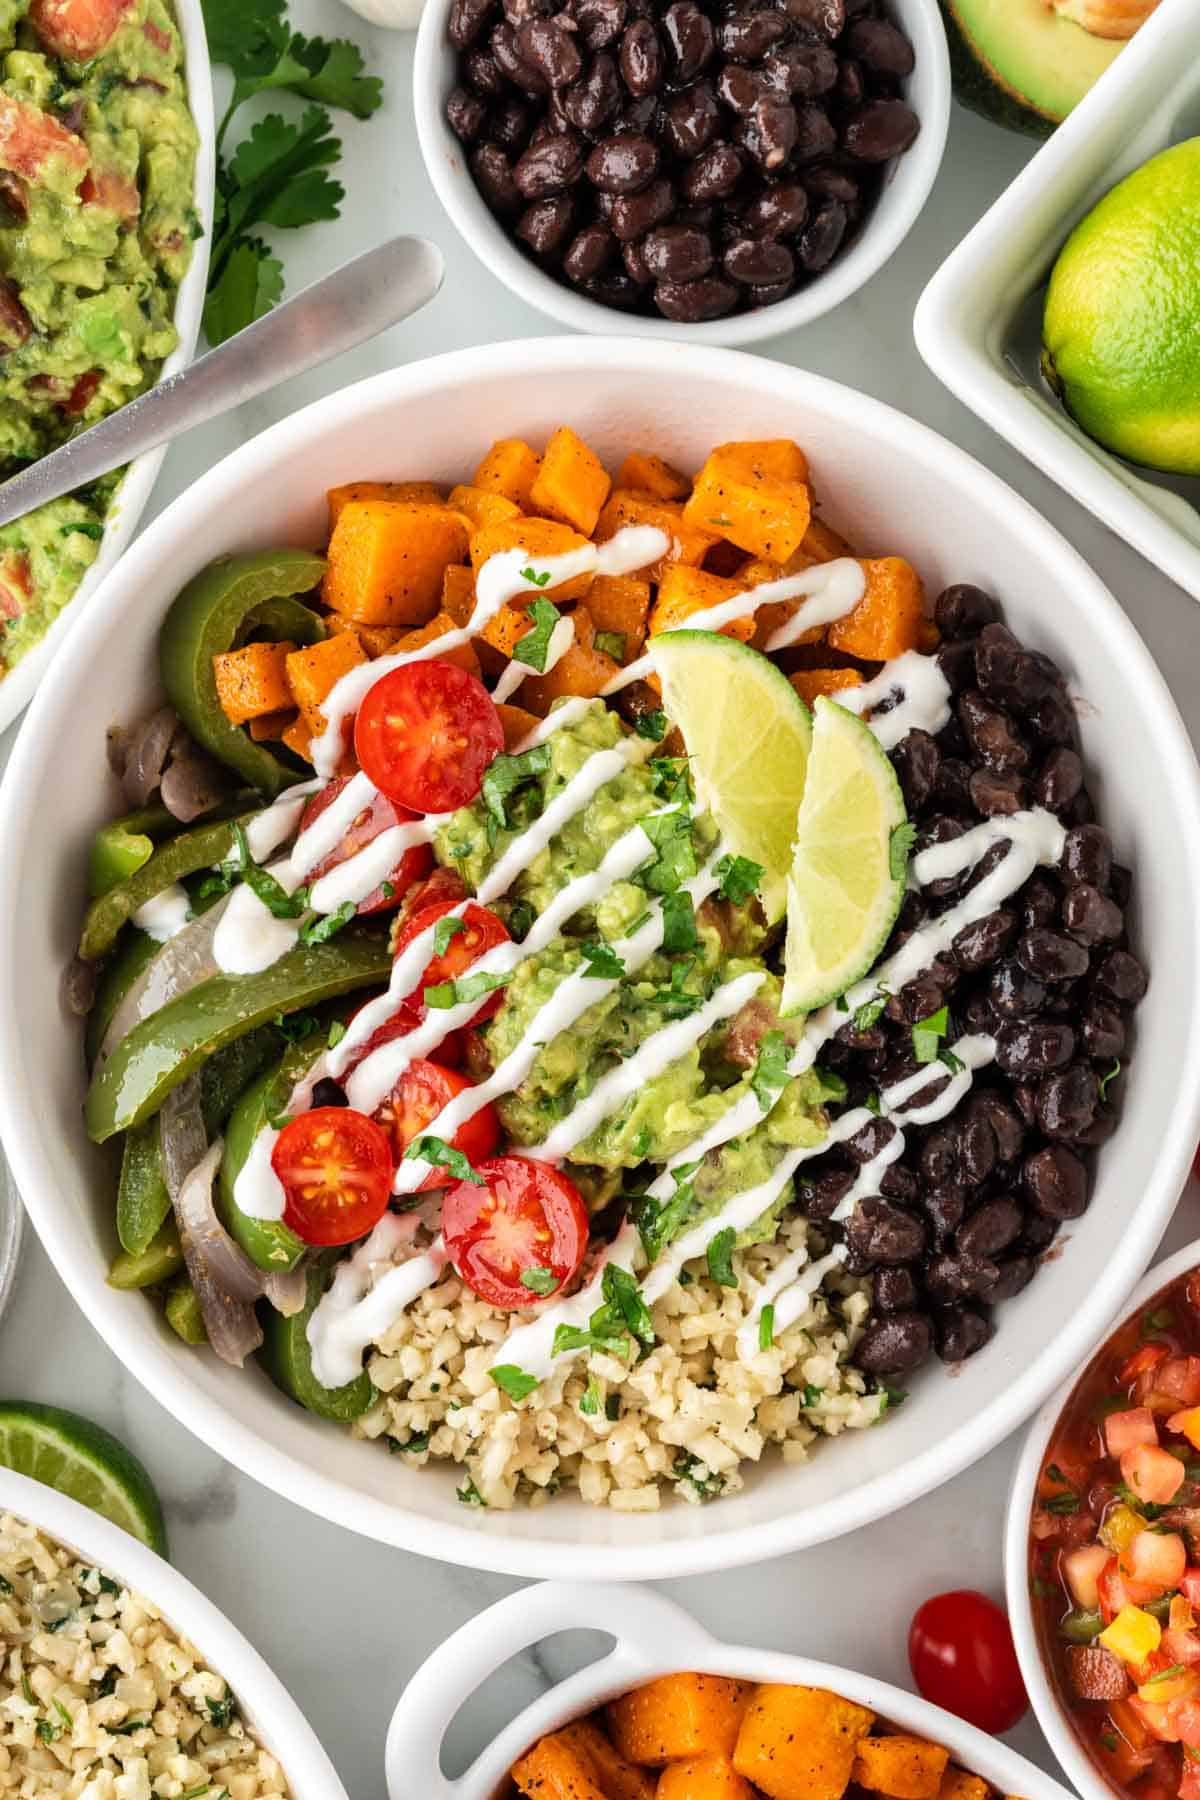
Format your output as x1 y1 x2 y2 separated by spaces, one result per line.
3 11 1200 1794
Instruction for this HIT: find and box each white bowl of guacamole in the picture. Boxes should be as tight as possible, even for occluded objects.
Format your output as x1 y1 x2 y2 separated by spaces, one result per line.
0 0 213 736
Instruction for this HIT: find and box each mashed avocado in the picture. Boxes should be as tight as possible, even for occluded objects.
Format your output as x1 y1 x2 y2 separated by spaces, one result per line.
436 699 839 1252
0 0 197 673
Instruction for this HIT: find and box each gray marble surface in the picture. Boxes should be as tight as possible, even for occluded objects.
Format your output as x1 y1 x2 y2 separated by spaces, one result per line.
2 9 1200 1794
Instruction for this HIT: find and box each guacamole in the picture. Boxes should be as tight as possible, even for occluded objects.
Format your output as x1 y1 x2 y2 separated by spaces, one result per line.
0 0 197 674
438 700 839 1250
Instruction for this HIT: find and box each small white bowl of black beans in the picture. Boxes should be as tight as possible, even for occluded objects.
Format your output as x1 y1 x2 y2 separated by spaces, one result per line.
413 0 950 342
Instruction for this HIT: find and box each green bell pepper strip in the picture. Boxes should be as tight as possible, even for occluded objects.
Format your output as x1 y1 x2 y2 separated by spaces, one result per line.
78 815 251 963
218 1039 322 1273
85 929 391 1142
85 930 158 1068
165 1280 207 1345
89 821 156 898
108 1219 184 1289
160 550 327 797
259 1264 375 1421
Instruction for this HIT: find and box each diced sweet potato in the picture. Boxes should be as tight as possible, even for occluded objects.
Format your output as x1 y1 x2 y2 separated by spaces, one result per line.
649 564 755 644
248 708 297 742
480 597 537 660
448 483 522 532
281 715 312 763
496 702 541 750
720 439 810 484
470 515 594 602
519 616 620 714
826 558 925 661
616 450 689 502
530 425 612 536
587 572 652 657
285 632 367 737
596 491 717 578
733 1685 874 1800
441 562 476 627
657 1754 756 1799
395 610 479 676
323 501 469 627
802 516 855 563
212 639 295 725
731 557 827 650
852 1736 951 1800
330 618 406 657
327 480 444 526
683 445 811 564
608 1674 750 1768
511 1731 610 1800
474 436 540 509
560 1721 657 1800
789 668 864 706
936 1769 991 1800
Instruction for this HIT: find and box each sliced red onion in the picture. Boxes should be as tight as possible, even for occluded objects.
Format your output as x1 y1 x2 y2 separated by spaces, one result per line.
62 956 97 1018
122 706 178 807
168 1123 264 1368
99 897 229 1064
262 1265 308 1317
160 746 227 823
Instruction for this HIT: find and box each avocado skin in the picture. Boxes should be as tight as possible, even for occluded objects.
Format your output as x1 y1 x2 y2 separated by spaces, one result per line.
940 0 1056 138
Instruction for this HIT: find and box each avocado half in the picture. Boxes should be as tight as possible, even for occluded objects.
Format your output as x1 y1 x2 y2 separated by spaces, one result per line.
941 0 1123 138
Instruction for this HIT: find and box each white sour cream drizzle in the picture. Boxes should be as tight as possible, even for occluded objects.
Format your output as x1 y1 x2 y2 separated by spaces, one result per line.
307 1213 444 1389
132 884 191 943
736 1244 850 1360
835 651 954 753
232 1122 284 1223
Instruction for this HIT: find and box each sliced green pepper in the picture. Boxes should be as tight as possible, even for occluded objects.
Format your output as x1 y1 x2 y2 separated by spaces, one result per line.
160 550 327 797
85 929 391 1142
164 1280 207 1345
1060 1608 1103 1643
259 1264 375 1421
108 1219 184 1289
78 815 248 962
85 930 158 1067
89 820 156 898
219 1038 321 1272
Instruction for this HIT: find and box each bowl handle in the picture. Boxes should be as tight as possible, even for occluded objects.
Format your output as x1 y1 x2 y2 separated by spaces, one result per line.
386 1580 715 1800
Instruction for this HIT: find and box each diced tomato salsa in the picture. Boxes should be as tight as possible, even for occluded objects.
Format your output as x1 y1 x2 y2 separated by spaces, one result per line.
1030 1270 1200 1800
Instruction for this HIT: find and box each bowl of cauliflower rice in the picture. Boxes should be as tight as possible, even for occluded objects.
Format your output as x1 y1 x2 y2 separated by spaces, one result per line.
0 1465 346 1800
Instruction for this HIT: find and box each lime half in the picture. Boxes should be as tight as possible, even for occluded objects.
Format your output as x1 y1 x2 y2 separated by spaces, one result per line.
781 696 907 1017
651 630 813 924
0 1402 168 1554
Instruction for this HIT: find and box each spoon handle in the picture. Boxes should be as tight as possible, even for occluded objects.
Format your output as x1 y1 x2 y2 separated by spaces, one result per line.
0 235 444 530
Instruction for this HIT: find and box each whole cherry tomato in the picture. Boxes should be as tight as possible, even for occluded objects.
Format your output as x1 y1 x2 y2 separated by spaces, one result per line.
908 1591 1028 1734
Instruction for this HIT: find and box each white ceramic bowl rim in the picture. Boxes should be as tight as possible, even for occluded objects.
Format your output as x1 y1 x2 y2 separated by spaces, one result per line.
1005 1234 1200 1800
0 0 215 735
3 337 1200 1582
412 0 950 346
385 1580 1079 1800
0 1465 347 1800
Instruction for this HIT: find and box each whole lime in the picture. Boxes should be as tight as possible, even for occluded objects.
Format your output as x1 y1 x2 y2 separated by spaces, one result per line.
1042 137 1200 477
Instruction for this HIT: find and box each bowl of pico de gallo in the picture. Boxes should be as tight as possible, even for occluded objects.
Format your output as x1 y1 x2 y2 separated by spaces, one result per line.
0 337 1198 1580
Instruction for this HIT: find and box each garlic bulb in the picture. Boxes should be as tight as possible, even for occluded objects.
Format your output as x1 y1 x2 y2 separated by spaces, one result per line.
337 0 427 28
1050 0 1160 40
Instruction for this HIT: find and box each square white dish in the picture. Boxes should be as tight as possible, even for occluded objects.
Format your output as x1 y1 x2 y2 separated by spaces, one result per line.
913 0 1200 602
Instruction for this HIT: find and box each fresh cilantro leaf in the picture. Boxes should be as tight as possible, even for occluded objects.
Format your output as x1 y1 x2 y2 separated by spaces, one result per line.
35 1720 60 1744
274 1010 318 1042
714 853 763 905
940 1046 966 1074
634 709 668 742
520 565 553 588
881 1385 907 1412
594 630 625 662
404 1136 483 1185
108 1716 152 1735
580 940 625 980
852 990 888 1033
232 823 304 918
911 1004 949 1064
645 959 704 1019
889 821 917 881
506 898 535 941
424 969 511 1009
490 1364 539 1402
650 756 693 805
193 866 237 904
706 1226 737 1288
578 1377 602 1415
758 1304 775 1350
299 901 356 945
637 807 696 895
327 1019 346 1048
512 597 561 672
802 1383 825 1407
1099 1057 1122 1101
457 1477 487 1506
751 1029 791 1113
202 238 284 345
660 889 697 954
206 1692 236 1730
602 1263 655 1348
200 0 286 69
864 1089 882 1116
480 743 551 830
62 519 104 540
519 1266 558 1296
380 881 396 899
388 1430 430 1455
633 1172 697 1265
432 915 467 957
815 1066 848 1101
673 1451 722 1500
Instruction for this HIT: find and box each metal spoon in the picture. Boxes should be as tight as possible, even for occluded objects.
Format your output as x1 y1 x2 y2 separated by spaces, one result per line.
0 234 445 529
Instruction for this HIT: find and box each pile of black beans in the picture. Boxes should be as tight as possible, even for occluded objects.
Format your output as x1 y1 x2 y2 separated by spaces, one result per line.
799 584 1147 1380
444 0 920 323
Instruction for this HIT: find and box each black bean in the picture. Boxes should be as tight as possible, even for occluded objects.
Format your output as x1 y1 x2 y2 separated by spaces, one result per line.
962 993 998 1035
622 237 651 283
723 235 794 284
514 131 585 196
1093 949 1147 1004
884 971 947 1026
1111 863 1132 907
843 97 919 160
801 1167 852 1219
516 193 575 253
1036 1064 1100 1140
971 1091 1025 1162
959 1110 997 1186
953 910 1016 973
958 690 1029 773
956 1196 1023 1260
990 958 1047 1020
926 1252 1000 1302
922 1183 966 1249
1017 928 1089 983
1035 747 1083 816
503 0 555 26
583 267 644 307
996 1018 1075 1075
845 1117 899 1164
801 162 861 205
717 63 765 113
874 1267 917 1312
989 1254 1037 1303
1061 883 1122 946
763 42 839 96
919 1127 958 1187
1073 1109 1118 1149
491 20 550 93
586 131 659 193
791 100 838 163
562 219 614 280
935 583 999 639
975 622 1053 709
797 197 847 270
1082 1002 1125 1061
893 730 940 812
654 273 740 319
782 0 845 36
1023 1144 1088 1219
1011 1081 1038 1129
663 0 715 80
465 45 507 95
471 141 523 213
836 58 865 105
450 0 496 49
1062 824 1113 890
620 18 663 93
742 96 805 170
719 11 791 60
572 0 626 49
518 17 583 85
1029 689 1077 746
970 769 1025 817
932 753 972 812
880 1163 919 1205
856 1311 933 1375
490 96 534 148
563 52 621 132
934 1305 993 1364
740 181 809 238
642 222 713 280
662 82 721 158
1020 875 1060 931
846 1197 926 1266
845 16 915 76
682 141 745 201
311 1077 349 1108
609 177 674 239
446 85 488 145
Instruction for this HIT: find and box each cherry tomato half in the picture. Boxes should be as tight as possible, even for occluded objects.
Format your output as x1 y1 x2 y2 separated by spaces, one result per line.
375 1058 499 1190
344 998 464 1073
393 890 511 1026
354 660 504 815
299 775 432 915
271 1106 395 1247
442 1155 589 1310
908 1591 1028 1734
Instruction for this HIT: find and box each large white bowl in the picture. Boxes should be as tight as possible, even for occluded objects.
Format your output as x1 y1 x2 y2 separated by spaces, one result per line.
0 0 214 735
1005 1236 1200 1800
413 0 949 345
385 1580 1076 1800
0 1463 347 1798
1 338 1198 1581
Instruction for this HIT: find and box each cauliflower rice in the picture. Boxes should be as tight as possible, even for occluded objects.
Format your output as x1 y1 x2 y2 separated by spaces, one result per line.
357 1220 888 1511
0 1515 289 1800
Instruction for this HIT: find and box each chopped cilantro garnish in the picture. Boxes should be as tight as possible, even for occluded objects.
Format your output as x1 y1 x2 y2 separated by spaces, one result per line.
706 1226 737 1288
1045 1490 1080 1515
602 1262 655 1347
388 1431 430 1455
637 807 697 895
299 901 356 945
889 821 917 881
645 959 703 1018
480 743 551 830
714 852 763 905
672 1452 722 1500
490 1364 539 1402
650 756 693 805
751 1029 791 1113
911 1004 950 1064
1099 1057 1122 1101
520 565 553 589
424 969 511 1009
206 1694 236 1729
634 709 668 742
864 1089 882 1116
512 597 561 671
274 1010 319 1041
940 1047 966 1074
231 823 305 919
404 1136 482 1185
852 990 888 1033
660 889 698 954
580 939 625 980
802 1383 824 1407
578 1378 602 1415
327 1019 347 1048
758 1304 776 1350
457 1477 487 1506
520 1266 558 1296
432 915 467 957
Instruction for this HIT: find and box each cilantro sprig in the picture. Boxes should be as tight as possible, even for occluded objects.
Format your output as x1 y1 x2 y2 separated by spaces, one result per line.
403 1136 482 1185
512 598 561 672
750 1030 791 1113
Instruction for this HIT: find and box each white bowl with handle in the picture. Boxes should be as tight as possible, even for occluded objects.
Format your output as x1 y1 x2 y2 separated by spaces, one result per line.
0 1462 348 1799
0 0 215 736
385 1579 1076 1800
0 337 1198 1579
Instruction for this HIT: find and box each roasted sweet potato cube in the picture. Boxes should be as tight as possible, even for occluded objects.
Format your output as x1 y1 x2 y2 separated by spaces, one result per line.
212 639 295 724
441 562 476 626
285 632 367 737
733 1684 874 1800
327 480 445 526
496 701 541 750
683 446 811 564
587 572 652 656
248 707 296 742
656 1753 756 1799
519 620 619 714
853 1736 951 1800
608 1674 750 1767
936 1768 991 1800
395 610 480 676
470 515 594 602
596 491 717 578
802 516 855 562
789 668 864 706
826 558 925 661
649 564 755 643
323 500 469 626
511 1731 610 1800
330 618 406 657
560 1721 656 1800
732 557 826 650
281 714 312 762
617 450 689 501
474 436 541 509
448 483 522 532
530 425 613 536
719 439 810 484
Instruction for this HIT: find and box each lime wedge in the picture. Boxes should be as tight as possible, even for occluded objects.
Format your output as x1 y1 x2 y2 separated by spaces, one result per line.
781 696 907 1017
0 1402 167 1554
651 629 813 924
